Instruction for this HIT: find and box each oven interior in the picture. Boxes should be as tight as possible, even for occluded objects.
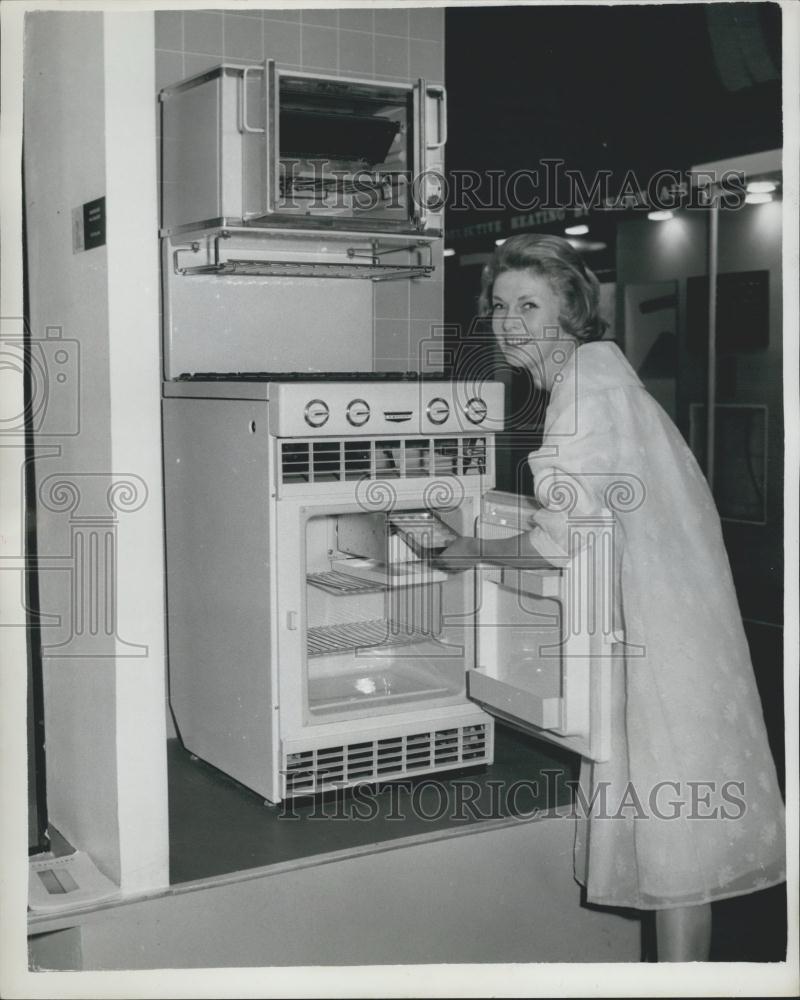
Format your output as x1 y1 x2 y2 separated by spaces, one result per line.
269 74 414 214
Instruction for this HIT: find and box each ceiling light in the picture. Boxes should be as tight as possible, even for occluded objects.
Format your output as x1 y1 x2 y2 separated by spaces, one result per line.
566 237 608 253
745 192 773 205
443 248 456 257
564 224 589 236
647 210 674 222
746 180 778 194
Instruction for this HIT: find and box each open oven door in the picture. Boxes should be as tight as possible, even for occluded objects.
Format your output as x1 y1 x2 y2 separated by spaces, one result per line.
467 493 615 763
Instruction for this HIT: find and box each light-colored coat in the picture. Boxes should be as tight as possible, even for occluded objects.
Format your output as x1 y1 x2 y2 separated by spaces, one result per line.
528 341 785 908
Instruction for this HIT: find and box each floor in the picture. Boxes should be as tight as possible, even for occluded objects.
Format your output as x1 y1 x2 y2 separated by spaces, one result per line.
167 723 787 962
167 722 580 884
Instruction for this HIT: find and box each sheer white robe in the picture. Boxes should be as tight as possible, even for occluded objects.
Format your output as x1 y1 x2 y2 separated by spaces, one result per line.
527 341 785 909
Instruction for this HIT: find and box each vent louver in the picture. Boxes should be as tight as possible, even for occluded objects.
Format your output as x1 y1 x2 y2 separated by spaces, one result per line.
283 723 489 796
280 437 487 485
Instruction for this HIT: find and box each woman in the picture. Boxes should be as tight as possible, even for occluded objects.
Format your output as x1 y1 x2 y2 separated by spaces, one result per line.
439 234 785 961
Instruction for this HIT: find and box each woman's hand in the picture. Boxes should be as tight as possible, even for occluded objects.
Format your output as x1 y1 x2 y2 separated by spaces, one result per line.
433 536 482 572
434 531 547 572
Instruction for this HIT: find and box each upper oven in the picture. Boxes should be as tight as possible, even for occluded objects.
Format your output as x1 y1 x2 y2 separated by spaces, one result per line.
160 60 446 236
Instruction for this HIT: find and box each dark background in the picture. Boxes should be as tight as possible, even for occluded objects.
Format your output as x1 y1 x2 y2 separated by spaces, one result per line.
445 3 781 229
442 2 786 963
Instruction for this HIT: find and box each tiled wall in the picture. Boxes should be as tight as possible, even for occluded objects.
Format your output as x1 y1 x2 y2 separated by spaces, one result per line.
155 6 444 373
155 7 443 87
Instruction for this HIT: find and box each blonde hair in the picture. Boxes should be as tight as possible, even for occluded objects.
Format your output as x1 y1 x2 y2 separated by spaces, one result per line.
479 234 608 342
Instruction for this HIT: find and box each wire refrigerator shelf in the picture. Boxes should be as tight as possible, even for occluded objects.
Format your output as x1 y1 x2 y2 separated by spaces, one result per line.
306 570 387 596
306 619 431 657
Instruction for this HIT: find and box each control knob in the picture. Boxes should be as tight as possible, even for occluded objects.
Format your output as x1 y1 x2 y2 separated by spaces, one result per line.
426 397 450 425
346 399 370 427
464 397 488 424
304 399 330 428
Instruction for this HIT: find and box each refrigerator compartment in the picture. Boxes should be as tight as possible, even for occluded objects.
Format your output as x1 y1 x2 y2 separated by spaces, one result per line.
307 652 463 714
306 619 431 658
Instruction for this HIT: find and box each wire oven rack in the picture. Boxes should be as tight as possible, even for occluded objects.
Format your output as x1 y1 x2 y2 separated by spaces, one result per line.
170 228 435 281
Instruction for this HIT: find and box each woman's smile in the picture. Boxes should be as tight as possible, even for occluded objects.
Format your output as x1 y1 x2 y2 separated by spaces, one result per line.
491 269 575 388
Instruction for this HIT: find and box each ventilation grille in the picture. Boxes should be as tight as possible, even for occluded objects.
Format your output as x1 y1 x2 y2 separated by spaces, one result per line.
283 724 489 796
280 437 487 485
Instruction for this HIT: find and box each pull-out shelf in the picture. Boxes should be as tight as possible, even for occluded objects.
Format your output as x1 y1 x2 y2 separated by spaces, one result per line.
167 226 436 282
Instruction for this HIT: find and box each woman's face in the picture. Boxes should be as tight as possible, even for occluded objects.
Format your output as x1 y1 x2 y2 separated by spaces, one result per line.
490 269 575 390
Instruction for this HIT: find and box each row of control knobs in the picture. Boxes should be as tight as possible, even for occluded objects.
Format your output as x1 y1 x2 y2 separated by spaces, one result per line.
303 397 488 428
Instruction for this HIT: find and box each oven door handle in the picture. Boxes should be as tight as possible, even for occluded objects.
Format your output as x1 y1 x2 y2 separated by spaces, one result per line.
413 78 427 231
240 60 277 220
265 59 278 218
241 65 265 134
426 85 447 150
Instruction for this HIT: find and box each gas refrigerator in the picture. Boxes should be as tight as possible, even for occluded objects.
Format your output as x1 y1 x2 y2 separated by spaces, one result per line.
162 375 613 804
159 60 614 805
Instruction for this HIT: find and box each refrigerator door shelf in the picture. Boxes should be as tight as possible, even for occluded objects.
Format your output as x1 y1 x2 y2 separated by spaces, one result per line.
470 493 614 763
468 671 562 732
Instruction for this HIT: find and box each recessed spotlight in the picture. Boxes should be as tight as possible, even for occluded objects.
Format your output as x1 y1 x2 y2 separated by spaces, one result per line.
495 238 506 246
746 180 778 194
745 192 773 205
565 224 589 236
647 210 674 222
443 248 456 257
566 238 608 252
